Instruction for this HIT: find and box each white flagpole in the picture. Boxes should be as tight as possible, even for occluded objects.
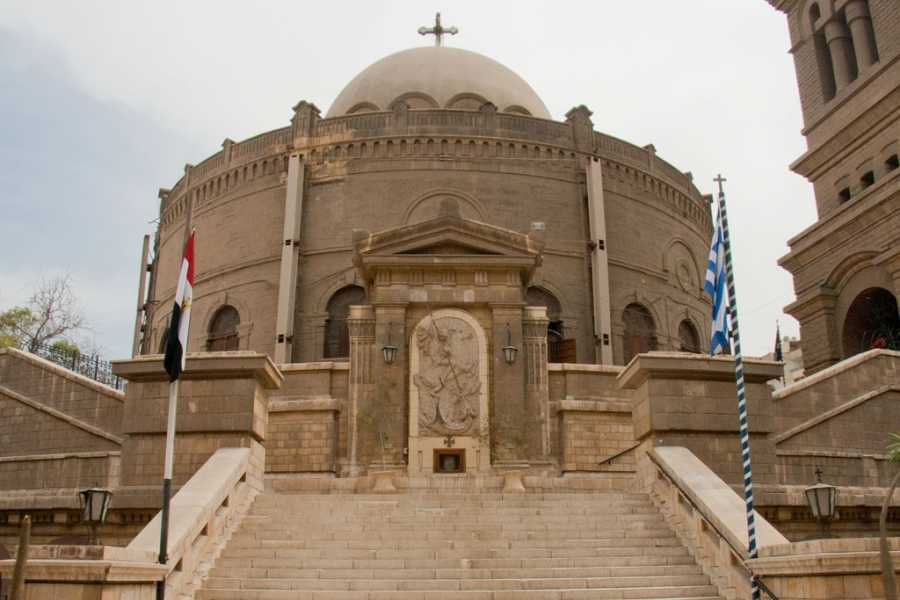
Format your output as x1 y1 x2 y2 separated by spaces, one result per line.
157 379 179 600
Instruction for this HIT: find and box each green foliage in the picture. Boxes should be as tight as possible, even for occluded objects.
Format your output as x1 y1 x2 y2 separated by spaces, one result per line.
888 433 900 464
0 306 36 349
49 338 81 355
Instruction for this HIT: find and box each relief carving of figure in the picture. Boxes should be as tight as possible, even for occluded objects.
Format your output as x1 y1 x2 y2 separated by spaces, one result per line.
413 315 481 435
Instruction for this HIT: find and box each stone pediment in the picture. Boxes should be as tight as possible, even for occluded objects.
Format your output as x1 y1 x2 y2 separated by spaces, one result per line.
353 211 543 279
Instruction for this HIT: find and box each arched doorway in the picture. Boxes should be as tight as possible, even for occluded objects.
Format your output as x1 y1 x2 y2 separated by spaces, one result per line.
207 305 240 351
323 285 367 359
623 303 658 364
525 287 575 362
841 287 900 357
678 319 701 354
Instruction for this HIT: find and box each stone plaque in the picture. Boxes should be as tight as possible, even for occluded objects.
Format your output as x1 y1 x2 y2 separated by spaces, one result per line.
412 314 482 436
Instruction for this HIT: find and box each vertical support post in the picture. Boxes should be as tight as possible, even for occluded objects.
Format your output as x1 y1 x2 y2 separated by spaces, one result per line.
824 18 856 90
9 515 30 600
523 306 551 460
274 154 306 364
347 305 375 476
156 380 179 600
586 158 614 364
132 234 151 357
713 175 759 600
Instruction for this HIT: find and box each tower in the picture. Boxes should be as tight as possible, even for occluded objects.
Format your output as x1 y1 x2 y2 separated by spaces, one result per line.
769 0 900 372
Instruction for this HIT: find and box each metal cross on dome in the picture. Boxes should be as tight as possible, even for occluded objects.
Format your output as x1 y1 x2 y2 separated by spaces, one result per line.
418 12 458 47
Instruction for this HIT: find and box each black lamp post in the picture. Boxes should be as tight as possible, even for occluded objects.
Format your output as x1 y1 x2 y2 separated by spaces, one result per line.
382 322 398 365
79 487 113 545
502 322 518 365
805 466 837 538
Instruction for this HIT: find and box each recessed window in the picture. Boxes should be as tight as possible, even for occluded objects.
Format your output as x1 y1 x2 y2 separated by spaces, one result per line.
886 155 899 172
433 449 466 474
860 171 875 189
838 188 851 204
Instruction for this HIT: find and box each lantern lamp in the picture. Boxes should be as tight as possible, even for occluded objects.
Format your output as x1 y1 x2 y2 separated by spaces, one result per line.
382 322 398 365
79 487 113 544
502 322 519 365
804 466 837 538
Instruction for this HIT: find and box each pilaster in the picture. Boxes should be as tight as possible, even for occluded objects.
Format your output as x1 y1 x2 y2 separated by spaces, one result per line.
565 105 594 154
371 304 407 469
274 154 306 364
347 305 375 475
523 306 551 462
786 290 841 373
491 305 527 467
291 101 320 147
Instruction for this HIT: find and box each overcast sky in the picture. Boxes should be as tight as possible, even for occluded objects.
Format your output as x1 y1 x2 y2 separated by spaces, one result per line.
0 0 815 359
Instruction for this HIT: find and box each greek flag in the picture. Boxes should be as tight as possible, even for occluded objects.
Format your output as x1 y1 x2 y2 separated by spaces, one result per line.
704 210 730 355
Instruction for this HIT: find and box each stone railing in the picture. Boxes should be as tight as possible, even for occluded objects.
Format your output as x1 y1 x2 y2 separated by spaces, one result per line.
646 446 789 600
0 447 256 600
751 537 900 599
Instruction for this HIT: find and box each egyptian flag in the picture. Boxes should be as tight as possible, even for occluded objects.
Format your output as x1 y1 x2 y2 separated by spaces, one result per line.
163 231 195 382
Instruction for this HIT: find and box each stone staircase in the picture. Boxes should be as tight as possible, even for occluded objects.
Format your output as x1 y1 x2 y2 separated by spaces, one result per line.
196 488 722 600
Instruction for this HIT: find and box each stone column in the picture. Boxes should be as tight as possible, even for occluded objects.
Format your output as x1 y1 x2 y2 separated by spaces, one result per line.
586 158 614 364
824 18 856 90
523 306 551 462
845 0 878 70
371 304 407 469
491 305 527 467
347 305 375 476
274 154 306 364
789 292 840 374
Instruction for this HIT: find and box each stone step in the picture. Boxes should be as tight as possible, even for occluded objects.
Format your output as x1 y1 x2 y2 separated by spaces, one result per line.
212 551 695 573
230 531 677 544
207 565 703 581
197 587 721 599
204 574 711 592
224 537 680 552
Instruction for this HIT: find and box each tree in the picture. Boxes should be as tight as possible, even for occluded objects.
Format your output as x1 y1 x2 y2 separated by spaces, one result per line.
0 276 85 352
881 433 900 600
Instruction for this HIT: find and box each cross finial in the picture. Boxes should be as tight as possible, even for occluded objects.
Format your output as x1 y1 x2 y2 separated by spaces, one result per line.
713 173 727 197
418 12 458 47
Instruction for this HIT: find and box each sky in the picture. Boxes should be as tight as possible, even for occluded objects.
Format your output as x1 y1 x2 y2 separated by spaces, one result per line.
0 0 816 359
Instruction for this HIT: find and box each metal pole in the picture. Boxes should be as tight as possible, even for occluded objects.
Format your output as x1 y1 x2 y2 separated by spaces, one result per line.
9 515 30 600
132 234 151 357
714 175 760 600
156 380 179 600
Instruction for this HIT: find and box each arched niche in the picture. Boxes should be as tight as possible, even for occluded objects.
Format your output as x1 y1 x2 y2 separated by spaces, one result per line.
622 303 658 364
323 285 367 359
402 189 487 225
526 286 575 362
841 287 899 357
207 305 240 351
678 318 702 354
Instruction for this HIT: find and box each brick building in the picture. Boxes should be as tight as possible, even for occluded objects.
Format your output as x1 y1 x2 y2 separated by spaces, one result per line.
769 0 900 373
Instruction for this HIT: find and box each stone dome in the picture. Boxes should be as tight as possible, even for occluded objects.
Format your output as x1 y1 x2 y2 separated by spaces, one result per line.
326 47 551 119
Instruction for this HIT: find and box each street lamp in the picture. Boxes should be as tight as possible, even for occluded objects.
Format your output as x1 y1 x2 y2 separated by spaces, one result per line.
382 322 398 365
79 488 113 545
502 322 518 365
804 466 837 538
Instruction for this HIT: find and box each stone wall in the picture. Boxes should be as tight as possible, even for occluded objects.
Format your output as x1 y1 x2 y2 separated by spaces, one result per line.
146 100 712 367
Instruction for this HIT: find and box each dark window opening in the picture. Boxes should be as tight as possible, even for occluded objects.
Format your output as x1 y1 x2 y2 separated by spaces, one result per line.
526 287 576 362
886 155 899 172
323 285 367 359
207 305 240 351
433 449 466 474
860 171 875 189
841 287 900 358
838 187 852 203
623 303 658 364
678 320 701 354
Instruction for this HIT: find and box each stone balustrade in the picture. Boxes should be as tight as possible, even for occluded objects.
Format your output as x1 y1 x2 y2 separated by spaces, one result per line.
0 447 255 600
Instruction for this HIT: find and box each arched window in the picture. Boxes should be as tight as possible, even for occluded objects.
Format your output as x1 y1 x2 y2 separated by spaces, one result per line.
841 287 899 357
678 319 701 354
207 305 240 351
526 287 576 362
324 285 366 359
623 303 658 364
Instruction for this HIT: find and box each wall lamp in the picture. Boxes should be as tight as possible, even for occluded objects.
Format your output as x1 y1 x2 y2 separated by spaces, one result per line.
502 322 518 365
382 322 398 365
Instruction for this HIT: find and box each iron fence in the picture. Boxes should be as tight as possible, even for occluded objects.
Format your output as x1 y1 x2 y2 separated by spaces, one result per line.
28 342 124 391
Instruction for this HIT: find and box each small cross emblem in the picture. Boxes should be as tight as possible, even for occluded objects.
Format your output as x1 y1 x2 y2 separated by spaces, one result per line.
443 435 456 448
713 173 727 197
418 12 458 47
